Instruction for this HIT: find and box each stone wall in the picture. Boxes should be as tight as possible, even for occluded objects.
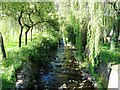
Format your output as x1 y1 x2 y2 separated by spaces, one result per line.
108 64 120 89
15 62 34 89
97 61 112 88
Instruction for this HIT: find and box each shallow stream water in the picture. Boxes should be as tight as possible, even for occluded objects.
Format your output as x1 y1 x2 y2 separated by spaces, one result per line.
35 45 97 90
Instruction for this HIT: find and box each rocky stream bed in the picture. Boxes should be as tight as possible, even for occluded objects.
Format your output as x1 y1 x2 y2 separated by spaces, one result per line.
16 45 98 90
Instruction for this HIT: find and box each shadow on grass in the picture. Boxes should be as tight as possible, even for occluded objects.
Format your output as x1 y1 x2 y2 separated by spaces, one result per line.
1 78 15 90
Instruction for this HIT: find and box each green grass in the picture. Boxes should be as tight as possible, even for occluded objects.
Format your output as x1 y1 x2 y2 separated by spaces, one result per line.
1 30 60 89
100 44 120 64
89 43 120 89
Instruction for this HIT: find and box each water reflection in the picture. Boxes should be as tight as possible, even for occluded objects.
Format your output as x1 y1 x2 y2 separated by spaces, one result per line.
36 45 97 89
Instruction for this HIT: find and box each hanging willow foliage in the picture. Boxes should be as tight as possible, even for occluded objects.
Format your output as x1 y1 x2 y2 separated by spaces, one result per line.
87 2 104 73
54 1 119 74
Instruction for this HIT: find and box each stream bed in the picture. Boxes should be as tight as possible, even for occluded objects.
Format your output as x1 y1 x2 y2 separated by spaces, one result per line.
34 45 98 90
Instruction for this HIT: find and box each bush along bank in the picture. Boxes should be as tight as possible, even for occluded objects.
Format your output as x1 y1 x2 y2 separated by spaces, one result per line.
1 33 59 90
15 39 58 89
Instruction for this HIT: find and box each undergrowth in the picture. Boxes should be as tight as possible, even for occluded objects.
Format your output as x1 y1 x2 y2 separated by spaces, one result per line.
1 30 60 89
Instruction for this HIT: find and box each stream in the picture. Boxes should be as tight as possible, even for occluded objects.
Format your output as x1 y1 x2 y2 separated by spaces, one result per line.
34 45 98 90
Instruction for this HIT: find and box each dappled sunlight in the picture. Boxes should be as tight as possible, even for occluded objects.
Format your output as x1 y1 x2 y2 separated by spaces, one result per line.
42 32 49 38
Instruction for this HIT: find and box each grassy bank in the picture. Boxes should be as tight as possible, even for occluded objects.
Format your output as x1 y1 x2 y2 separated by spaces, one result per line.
1 31 59 89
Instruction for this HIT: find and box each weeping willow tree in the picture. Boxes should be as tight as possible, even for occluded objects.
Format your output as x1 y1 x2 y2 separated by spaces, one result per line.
110 9 119 51
87 2 103 73
55 0 88 60
74 17 82 60
68 1 82 60
0 32 6 59
69 1 102 63
55 0 119 73
102 2 119 50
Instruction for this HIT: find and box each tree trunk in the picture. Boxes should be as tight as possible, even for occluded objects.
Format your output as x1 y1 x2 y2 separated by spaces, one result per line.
25 32 28 45
116 12 120 47
18 11 23 48
28 13 33 42
0 32 6 59
19 27 23 47
31 27 33 41
25 27 30 45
